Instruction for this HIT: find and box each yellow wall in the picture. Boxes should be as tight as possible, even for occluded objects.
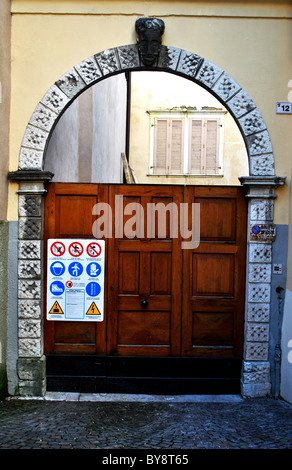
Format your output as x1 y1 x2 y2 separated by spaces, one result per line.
0 0 10 220
8 0 292 222
129 71 248 185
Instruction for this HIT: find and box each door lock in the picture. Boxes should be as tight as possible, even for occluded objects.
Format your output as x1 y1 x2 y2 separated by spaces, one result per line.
140 299 148 308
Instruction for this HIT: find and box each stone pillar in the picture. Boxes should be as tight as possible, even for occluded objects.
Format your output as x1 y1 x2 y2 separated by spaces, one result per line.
8 170 53 396
240 176 285 397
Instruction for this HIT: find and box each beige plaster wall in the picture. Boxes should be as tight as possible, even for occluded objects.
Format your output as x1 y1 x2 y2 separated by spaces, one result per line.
129 71 248 185
8 1 292 224
0 0 11 221
0 0 11 398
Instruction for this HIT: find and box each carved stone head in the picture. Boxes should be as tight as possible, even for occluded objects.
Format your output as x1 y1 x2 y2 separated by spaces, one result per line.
135 17 165 66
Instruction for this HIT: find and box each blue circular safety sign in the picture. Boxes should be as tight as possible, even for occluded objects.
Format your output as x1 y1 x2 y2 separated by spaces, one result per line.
50 261 65 277
86 262 102 277
86 282 101 297
50 281 65 296
68 261 83 277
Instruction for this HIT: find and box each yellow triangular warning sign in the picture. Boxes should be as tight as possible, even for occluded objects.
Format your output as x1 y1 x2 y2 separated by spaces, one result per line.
86 302 101 315
49 301 64 314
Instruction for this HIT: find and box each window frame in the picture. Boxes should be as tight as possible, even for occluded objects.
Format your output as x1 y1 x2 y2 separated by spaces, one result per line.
148 109 225 177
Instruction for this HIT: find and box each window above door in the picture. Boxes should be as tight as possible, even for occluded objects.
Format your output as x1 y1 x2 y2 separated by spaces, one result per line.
148 108 226 176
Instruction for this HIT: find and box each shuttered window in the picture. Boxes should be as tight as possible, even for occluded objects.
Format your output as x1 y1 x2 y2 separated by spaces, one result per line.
189 118 219 175
190 119 203 174
154 119 168 173
152 115 222 175
154 118 184 174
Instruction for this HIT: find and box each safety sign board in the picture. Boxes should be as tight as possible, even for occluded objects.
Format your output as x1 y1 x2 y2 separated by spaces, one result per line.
47 239 105 322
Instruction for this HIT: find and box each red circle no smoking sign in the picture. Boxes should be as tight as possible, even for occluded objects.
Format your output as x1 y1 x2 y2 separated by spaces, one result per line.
86 242 102 257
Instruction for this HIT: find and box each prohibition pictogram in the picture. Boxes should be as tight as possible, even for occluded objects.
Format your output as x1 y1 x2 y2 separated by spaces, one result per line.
69 242 84 257
252 225 261 235
86 242 102 257
50 241 65 257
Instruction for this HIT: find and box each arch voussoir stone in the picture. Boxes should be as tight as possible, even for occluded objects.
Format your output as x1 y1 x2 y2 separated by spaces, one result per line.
18 44 275 176
11 44 285 398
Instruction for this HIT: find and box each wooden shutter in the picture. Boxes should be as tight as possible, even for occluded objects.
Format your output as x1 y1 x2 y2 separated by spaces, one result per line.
169 119 184 174
189 119 203 174
189 118 219 174
205 119 219 174
154 118 184 174
154 119 168 174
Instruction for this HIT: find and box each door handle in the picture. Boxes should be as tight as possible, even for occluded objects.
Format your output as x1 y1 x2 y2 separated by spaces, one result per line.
140 299 148 308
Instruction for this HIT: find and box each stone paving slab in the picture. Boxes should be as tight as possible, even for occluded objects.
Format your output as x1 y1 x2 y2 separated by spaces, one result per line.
45 392 244 403
0 395 291 451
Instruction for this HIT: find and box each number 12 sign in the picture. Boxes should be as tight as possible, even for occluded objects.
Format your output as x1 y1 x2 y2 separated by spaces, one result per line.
276 102 292 114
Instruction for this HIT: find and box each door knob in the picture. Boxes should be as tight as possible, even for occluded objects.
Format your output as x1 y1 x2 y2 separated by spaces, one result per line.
140 299 148 308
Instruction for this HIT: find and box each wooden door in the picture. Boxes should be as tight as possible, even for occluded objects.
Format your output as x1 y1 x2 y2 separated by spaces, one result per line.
44 183 108 355
182 186 247 357
45 183 246 359
106 185 183 357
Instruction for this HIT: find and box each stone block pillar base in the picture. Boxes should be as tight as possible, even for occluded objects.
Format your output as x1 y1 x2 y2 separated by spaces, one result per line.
18 356 46 396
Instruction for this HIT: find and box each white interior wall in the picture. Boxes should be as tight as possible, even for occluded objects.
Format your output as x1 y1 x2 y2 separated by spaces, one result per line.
45 74 127 183
92 74 126 183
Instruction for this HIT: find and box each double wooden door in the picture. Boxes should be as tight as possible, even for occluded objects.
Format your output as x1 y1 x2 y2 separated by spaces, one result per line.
44 183 246 359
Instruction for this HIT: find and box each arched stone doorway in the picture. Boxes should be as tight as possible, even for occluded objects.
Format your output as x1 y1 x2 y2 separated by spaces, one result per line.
8 43 285 397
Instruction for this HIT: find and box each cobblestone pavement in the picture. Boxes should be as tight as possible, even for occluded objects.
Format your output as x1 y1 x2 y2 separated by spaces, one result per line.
0 394 291 452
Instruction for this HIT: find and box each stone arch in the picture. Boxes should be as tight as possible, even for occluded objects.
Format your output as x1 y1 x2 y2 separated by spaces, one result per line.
18 44 274 174
10 44 286 398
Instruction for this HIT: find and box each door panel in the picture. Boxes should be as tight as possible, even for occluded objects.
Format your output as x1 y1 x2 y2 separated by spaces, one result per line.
106 185 183 357
193 253 235 297
151 252 172 294
182 186 247 357
198 197 236 241
117 311 171 345
119 252 140 294
44 183 107 355
57 196 97 236
192 312 234 344
45 183 246 361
